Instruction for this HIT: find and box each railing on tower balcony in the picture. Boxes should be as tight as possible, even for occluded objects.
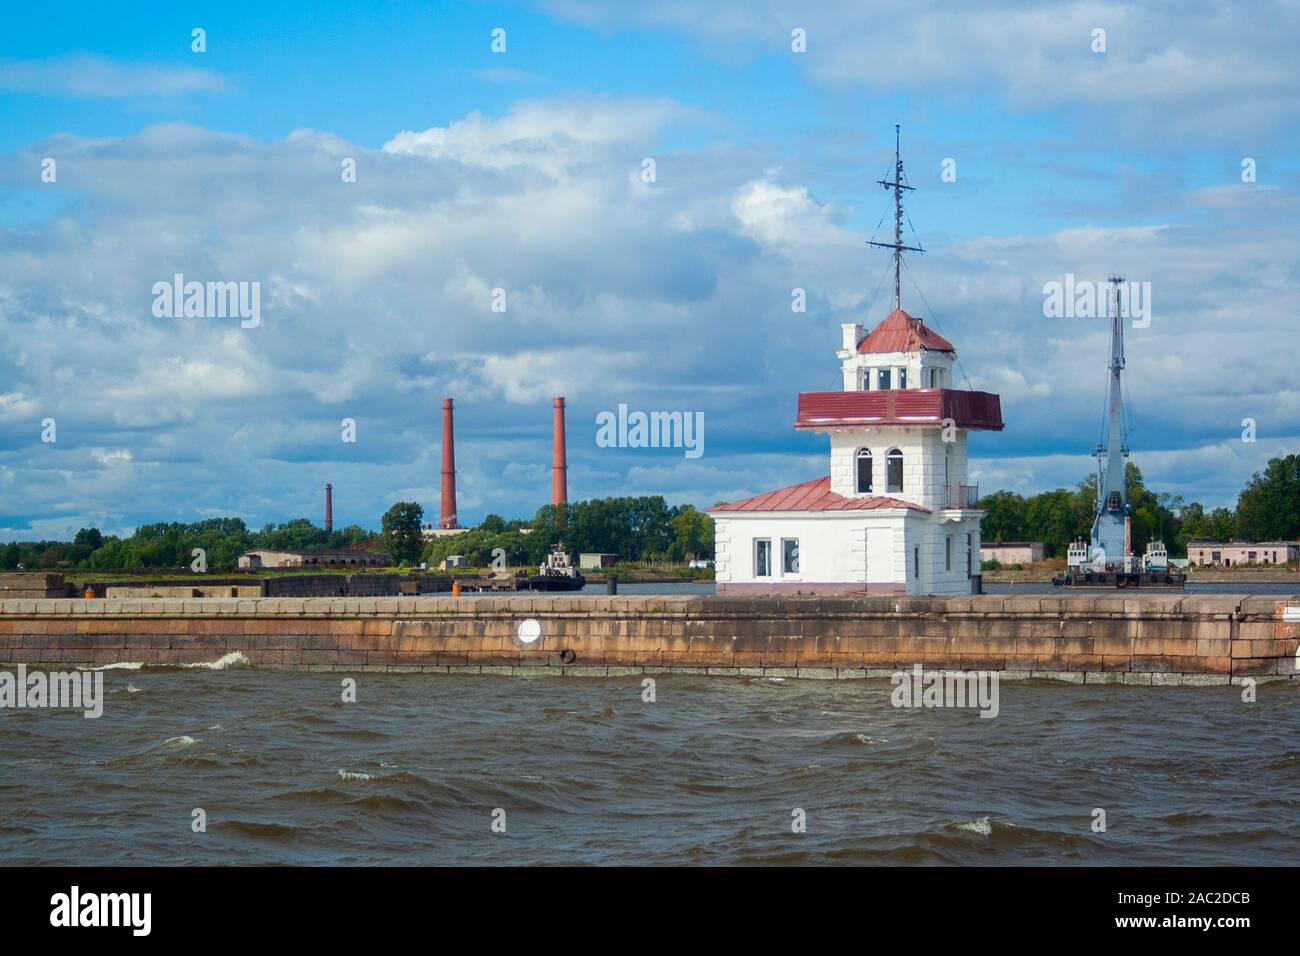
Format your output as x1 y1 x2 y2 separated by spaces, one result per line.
946 484 979 509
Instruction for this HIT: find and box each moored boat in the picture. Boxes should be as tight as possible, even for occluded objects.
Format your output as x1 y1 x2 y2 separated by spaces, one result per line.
520 543 586 591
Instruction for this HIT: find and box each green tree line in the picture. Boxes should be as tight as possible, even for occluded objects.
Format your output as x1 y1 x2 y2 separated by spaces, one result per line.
1 496 715 572
0 518 373 572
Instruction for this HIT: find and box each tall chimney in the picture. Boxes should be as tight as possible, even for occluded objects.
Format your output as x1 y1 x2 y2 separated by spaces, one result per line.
440 398 459 529
552 396 568 517
324 483 333 533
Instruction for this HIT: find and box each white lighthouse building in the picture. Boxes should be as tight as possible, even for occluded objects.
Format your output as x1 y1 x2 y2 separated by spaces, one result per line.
708 127 1004 596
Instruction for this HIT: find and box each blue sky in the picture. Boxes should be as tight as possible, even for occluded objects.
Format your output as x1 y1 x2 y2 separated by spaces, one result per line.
1 0 1298 539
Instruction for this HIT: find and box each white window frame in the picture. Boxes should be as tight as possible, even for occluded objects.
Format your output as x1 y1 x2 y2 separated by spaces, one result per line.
886 448 904 494
780 537 800 577
754 538 772 578
855 448 873 494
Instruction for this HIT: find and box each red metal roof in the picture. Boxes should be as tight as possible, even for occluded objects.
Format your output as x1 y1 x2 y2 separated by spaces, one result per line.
795 388 1004 431
706 476 930 514
856 308 955 354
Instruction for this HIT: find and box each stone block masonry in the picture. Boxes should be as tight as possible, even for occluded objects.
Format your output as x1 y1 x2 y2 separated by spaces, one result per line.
104 585 265 599
0 594 1297 683
0 573 70 600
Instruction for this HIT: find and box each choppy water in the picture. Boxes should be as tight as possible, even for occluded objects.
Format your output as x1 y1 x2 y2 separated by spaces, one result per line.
2 667 1298 865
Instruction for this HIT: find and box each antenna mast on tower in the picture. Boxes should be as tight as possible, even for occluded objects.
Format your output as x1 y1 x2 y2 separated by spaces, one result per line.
868 124 925 310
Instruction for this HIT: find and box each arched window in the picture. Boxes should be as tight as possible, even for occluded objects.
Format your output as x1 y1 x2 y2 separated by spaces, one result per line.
886 448 904 494
855 448 873 494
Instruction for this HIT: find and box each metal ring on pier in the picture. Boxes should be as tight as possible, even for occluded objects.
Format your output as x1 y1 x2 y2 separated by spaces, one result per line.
558 648 577 664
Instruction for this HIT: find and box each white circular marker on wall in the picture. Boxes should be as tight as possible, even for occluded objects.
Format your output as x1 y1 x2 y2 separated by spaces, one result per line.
517 619 541 644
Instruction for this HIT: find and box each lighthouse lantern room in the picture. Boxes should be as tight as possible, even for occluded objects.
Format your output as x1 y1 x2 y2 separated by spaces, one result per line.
708 127 1004 596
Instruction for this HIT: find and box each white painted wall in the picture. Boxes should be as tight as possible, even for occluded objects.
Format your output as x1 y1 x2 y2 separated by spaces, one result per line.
713 510 979 595
835 337 956 392
714 512 909 588
827 427 968 510
914 516 982 595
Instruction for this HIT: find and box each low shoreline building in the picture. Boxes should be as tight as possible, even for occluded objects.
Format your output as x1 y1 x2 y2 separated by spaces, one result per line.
421 523 470 540
1187 540 1298 567
981 541 1046 565
238 548 391 569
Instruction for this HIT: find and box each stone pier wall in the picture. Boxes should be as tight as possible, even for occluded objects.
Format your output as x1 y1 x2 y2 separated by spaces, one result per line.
1 594 1297 683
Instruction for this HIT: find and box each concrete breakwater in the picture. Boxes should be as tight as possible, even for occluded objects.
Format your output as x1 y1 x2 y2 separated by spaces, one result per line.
2 594 1298 683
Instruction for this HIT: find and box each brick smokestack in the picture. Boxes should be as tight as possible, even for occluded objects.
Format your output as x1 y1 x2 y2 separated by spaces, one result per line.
324 483 333 533
552 396 568 517
440 398 459 529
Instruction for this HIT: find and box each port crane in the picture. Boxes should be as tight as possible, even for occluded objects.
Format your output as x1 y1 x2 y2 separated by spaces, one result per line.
1054 276 1184 588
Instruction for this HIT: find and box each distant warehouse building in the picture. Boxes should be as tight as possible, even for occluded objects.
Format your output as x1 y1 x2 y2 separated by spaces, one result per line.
980 541 1045 565
238 548 392 569
1187 540 1299 567
579 553 619 570
421 523 470 540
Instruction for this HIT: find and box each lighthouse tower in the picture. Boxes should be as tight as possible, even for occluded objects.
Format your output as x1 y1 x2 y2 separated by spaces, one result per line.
709 127 1004 595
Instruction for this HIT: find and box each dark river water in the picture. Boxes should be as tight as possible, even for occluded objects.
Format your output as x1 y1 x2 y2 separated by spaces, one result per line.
2 667 1297 865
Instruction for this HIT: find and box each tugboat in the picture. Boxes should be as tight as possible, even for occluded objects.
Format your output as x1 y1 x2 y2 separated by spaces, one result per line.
520 542 586 592
1053 276 1185 589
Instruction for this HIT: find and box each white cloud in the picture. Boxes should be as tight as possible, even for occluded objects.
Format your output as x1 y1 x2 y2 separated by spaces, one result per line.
0 54 226 99
472 349 640 404
383 96 693 176
89 448 133 467
543 0 1300 141
0 392 39 422
731 180 846 246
